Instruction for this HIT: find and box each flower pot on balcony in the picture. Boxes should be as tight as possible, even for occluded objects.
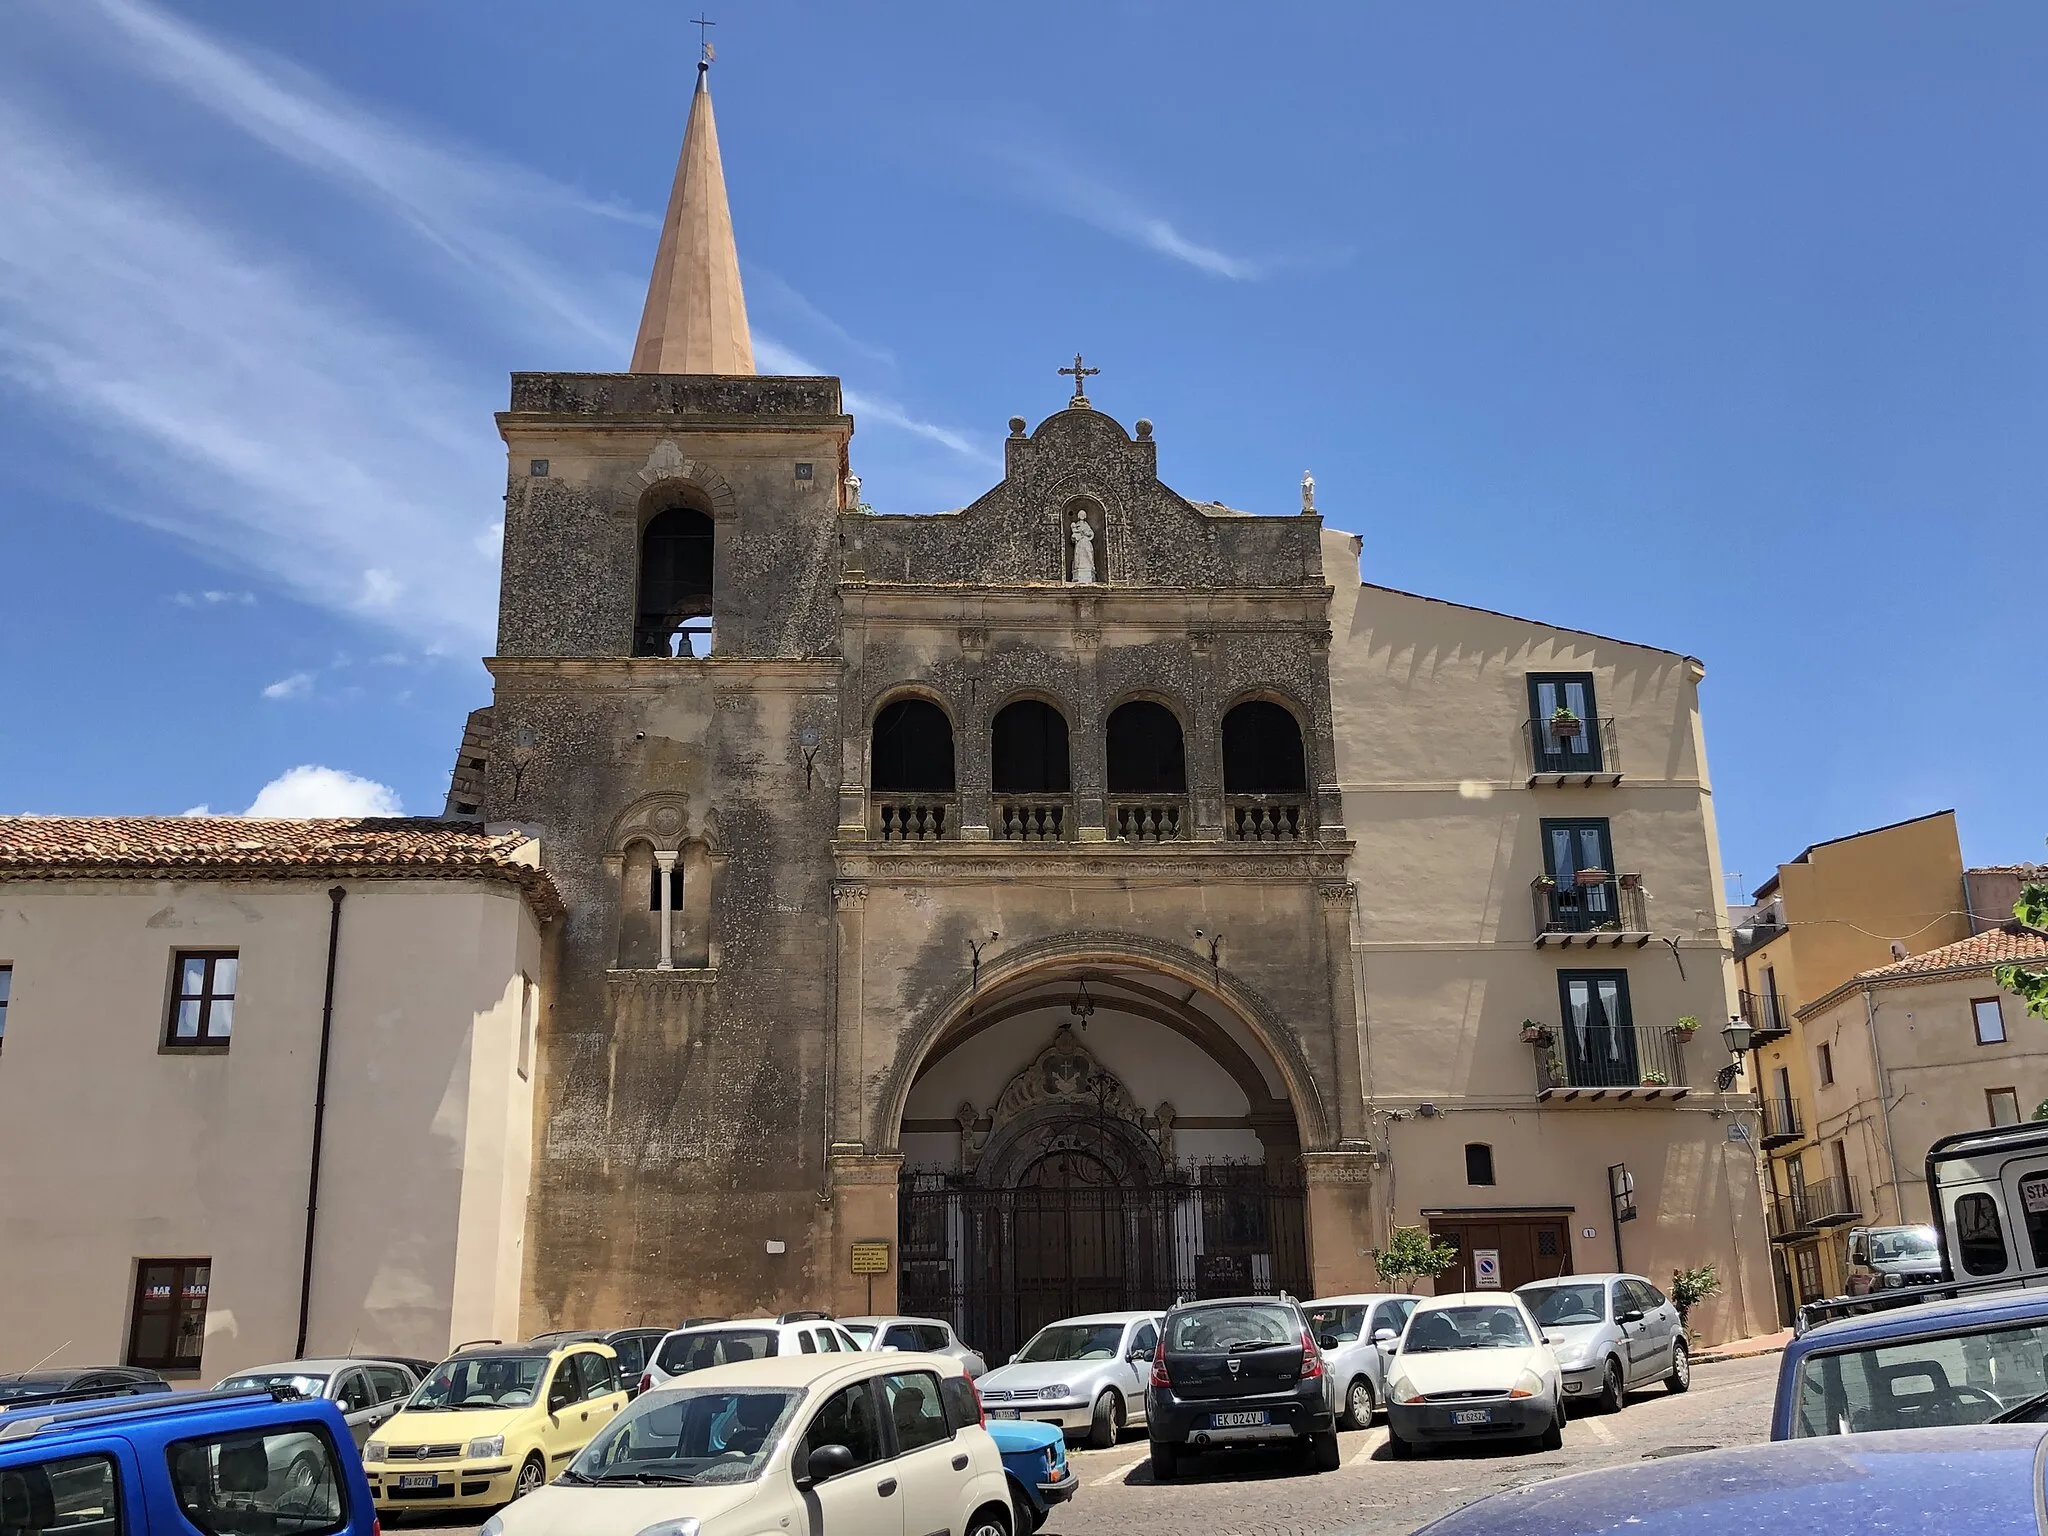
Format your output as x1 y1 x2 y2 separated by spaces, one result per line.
1575 868 1611 888
1641 1070 1670 1087
1549 715 1583 741
1520 1025 1554 1046
1670 1016 1700 1040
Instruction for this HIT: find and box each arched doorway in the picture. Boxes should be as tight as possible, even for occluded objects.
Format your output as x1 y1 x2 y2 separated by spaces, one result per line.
895 961 1312 1359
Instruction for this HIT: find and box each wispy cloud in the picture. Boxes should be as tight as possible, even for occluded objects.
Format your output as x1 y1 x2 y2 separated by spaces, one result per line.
756 334 995 466
749 269 896 368
994 144 1265 280
172 589 255 607
261 671 313 700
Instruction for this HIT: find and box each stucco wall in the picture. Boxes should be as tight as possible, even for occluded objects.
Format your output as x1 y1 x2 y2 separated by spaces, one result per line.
0 877 542 1379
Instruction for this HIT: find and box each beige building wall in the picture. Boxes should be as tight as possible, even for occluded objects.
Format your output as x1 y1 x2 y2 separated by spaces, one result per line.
0 877 545 1380
1323 531 1775 1343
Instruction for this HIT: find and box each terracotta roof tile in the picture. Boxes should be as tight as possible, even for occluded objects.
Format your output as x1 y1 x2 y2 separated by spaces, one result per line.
0 817 561 918
1798 924 2048 1018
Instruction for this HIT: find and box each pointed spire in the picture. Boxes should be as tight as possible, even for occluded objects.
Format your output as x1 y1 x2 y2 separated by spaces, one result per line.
631 59 755 375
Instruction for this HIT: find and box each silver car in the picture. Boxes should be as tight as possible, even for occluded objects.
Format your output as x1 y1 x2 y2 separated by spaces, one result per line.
1304 1293 1420 1427
214 1358 421 1457
976 1310 1162 1447
840 1315 988 1377
1516 1272 1690 1413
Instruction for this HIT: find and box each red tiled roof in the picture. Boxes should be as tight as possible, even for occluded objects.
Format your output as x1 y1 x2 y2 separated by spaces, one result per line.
1798 924 2048 1017
0 817 562 918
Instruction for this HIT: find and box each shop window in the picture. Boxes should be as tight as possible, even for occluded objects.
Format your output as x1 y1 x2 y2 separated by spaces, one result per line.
1464 1143 1495 1186
128 1259 211 1372
166 953 237 1048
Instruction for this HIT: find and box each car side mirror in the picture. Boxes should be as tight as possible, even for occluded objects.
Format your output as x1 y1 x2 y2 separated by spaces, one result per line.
1540 1332 1556 1346
1130 1350 1150 1365
802 1444 857 1488
1371 1328 1397 1346
879 1345 899 1354
1619 1309 1644 1324
1317 1334 1340 1352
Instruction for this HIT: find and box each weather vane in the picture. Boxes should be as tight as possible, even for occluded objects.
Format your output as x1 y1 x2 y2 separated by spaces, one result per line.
692 13 716 65
1058 353 1099 402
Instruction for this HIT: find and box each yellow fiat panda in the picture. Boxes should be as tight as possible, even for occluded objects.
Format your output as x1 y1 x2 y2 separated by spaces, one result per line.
365 1340 627 1512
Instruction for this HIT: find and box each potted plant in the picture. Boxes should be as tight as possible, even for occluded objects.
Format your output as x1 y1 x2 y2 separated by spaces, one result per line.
1534 873 1558 891
1549 706 1583 741
1641 1069 1671 1087
1575 867 1611 887
1545 1052 1567 1084
1670 1015 1700 1040
1520 1021 1554 1046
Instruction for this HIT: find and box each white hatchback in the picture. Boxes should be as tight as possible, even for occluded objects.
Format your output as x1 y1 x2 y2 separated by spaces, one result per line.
1383 1292 1565 1457
641 1314 866 1393
481 1352 1010 1536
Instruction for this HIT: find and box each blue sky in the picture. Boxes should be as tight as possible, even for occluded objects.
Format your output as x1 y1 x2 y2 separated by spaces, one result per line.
0 0 2041 891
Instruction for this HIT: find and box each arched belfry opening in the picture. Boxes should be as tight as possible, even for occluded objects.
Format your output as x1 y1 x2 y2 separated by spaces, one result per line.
1221 700 1310 842
634 502 714 656
895 958 1311 1358
871 698 956 841
1105 700 1187 842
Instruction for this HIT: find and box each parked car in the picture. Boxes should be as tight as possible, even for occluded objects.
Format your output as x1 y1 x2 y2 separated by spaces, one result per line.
641 1314 866 1393
976 1310 1160 1448
363 1339 626 1511
1413 1424 2048 1534
1383 1292 1563 1457
1845 1224 1946 1294
987 1417 1076 1533
842 1315 989 1377
1304 1292 1419 1427
214 1357 420 1447
0 1384 377 1536
1774 1284 2048 1439
1145 1294 1340 1478
528 1330 669 1396
1515 1272 1689 1413
474 1351 1012 1536
0 1366 168 1406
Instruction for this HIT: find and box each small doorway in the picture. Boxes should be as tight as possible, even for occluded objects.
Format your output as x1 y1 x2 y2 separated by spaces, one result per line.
1427 1214 1575 1293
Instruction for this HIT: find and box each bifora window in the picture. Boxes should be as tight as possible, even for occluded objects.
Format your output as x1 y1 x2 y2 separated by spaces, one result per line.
128 1259 211 1371
167 952 237 1047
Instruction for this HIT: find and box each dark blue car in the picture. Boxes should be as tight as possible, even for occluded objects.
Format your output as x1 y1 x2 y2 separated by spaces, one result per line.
1413 1425 2048 1534
0 1386 379 1536
987 1416 1076 1532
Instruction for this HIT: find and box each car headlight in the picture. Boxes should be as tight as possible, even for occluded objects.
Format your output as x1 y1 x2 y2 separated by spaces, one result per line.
478 1518 505 1536
1883 1273 1904 1289
1507 1371 1546 1401
465 1436 505 1459
1389 1376 1423 1405
363 1442 386 1463
1047 1384 1072 1400
1550 1341 1592 1368
633 1522 700 1536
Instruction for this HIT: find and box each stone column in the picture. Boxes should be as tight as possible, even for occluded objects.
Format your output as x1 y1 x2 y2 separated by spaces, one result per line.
831 884 868 1150
828 1151 904 1316
1300 1150 1379 1297
1319 881 1368 1146
655 850 678 969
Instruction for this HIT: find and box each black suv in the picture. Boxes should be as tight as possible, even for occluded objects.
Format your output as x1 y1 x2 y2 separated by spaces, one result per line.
1145 1295 1340 1477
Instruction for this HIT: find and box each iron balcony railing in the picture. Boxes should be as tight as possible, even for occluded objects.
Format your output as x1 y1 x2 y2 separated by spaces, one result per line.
1770 1193 1819 1243
1224 794 1311 843
1109 796 1187 843
1742 989 1795 1045
875 796 957 842
1761 1096 1805 1148
1533 1020 1689 1099
1803 1174 1863 1228
1532 874 1649 944
992 794 1072 843
1523 716 1621 785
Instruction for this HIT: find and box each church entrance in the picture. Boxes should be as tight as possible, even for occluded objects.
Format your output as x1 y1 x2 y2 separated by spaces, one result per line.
895 969 1312 1362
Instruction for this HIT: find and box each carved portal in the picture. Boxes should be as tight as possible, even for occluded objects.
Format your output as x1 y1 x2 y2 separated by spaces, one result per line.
956 1025 1178 1186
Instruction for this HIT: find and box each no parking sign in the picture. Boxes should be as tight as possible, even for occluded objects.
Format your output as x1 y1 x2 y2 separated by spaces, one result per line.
1473 1248 1502 1289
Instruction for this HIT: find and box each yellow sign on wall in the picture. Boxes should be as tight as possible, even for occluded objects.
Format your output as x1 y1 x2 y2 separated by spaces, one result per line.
850 1240 890 1275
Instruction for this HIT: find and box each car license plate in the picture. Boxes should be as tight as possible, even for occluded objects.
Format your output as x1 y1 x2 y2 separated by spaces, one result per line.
396 1475 438 1490
990 1409 1019 1419
1211 1411 1268 1428
1451 1409 1491 1426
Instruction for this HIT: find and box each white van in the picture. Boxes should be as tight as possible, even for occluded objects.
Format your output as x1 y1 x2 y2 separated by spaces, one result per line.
1928 1122 2048 1287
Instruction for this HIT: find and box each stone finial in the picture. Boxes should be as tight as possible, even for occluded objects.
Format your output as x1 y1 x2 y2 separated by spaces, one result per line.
1008 416 1027 436
1135 419 1153 440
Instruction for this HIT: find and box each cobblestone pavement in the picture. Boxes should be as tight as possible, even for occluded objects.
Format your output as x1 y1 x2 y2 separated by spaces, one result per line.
399 1354 1779 1536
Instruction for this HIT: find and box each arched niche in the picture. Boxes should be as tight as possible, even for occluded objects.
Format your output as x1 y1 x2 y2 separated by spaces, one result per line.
991 698 1071 793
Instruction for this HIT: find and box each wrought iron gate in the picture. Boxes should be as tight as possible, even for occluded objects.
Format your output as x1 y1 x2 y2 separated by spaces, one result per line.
898 1165 1309 1363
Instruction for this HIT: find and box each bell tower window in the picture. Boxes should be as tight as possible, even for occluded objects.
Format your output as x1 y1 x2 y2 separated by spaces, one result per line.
634 503 714 656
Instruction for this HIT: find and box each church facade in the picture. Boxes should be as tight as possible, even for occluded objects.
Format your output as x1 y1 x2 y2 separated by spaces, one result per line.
472 62 1777 1350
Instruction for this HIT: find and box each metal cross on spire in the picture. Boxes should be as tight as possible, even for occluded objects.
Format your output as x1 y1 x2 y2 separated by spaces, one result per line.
691 13 716 64
1058 353 1099 401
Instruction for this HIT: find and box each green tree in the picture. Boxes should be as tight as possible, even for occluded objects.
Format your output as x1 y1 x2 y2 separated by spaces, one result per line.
1372 1225 1459 1293
1994 860 2048 1021
1668 1264 1722 1332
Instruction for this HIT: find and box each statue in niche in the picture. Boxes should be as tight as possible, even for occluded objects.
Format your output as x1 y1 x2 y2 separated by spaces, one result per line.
1152 1101 1177 1166
1069 510 1097 583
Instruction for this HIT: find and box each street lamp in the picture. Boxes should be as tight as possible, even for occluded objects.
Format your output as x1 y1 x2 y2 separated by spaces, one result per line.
1717 1014 1753 1092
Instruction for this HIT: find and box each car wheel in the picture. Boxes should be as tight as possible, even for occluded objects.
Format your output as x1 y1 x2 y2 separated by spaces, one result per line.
1597 1357 1626 1414
1308 1430 1342 1472
1010 1486 1045 1535
1149 1440 1180 1481
1087 1388 1123 1449
1665 1340 1691 1394
964 1505 1009 1536
1538 1410 1564 1452
284 1453 321 1491
512 1455 546 1499
1386 1423 1415 1460
1340 1375 1376 1430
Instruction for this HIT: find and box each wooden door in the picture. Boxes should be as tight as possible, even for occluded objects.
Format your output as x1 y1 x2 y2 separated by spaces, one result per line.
1430 1218 1575 1293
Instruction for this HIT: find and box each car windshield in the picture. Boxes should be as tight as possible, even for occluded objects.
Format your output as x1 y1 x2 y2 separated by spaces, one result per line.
407 1355 546 1410
217 1372 330 1400
1402 1306 1534 1352
1016 1324 1126 1363
843 1325 878 1347
655 1330 779 1376
1869 1228 1940 1262
0 1377 75 1402
1521 1285 1608 1327
1167 1305 1297 1354
1795 1319 2048 1436
1305 1306 1366 1343
566 1388 798 1486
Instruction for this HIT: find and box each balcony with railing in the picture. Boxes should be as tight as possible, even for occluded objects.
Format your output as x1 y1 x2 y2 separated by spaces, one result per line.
1760 1096 1805 1148
1110 797 1187 843
992 795 1072 843
1769 1192 1819 1244
1532 873 1650 947
1804 1174 1863 1228
1224 795 1311 843
1742 989 1795 1046
1523 716 1622 787
1531 1021 1690 1102
875 796 957 842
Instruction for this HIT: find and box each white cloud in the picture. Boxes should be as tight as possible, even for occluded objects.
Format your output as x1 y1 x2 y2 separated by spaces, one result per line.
261 671 313 700
243 764 403 818
756 335 994 466
995 145 1264 280
171 589 255 607
179 803 212 816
